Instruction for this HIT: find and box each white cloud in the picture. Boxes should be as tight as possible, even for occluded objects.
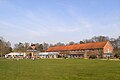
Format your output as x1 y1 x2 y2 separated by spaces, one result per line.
0 0 120 45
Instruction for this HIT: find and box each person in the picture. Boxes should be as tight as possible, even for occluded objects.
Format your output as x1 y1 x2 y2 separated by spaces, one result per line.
107 55 110 60
12 55 15 60
5 55 7 58
32 56 35 61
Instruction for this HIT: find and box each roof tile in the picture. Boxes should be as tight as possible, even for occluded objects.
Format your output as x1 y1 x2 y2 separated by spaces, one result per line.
47 41 108 52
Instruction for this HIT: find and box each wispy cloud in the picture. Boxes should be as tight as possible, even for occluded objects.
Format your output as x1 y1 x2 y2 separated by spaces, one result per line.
0 0 120 45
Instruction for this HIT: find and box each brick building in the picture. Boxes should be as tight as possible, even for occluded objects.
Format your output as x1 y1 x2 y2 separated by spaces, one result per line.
47 41 113 58
26 44 38 58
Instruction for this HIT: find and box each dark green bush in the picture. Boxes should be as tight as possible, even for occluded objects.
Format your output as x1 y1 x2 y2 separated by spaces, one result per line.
89 54 97 59
114 52 120 58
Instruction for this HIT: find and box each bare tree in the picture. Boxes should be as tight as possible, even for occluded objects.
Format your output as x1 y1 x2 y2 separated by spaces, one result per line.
79 41 85 44
0 36 12 57
67 41 75 45
35 43 43 51
43 42 49 51
83 36 109 43
14 42 26 53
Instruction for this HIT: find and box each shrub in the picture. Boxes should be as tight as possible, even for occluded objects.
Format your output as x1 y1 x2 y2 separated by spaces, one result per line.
89 54 97 59
114 52 120 58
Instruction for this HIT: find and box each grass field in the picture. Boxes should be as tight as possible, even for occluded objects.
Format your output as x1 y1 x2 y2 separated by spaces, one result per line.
0 58 120 80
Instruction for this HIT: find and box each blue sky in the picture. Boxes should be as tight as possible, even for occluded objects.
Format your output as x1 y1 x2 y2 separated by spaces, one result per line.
0 0 120 45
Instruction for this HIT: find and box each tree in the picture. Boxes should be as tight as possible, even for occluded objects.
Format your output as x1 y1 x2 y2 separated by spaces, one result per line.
83 36 109 43
43 42 49 51
83 39 92 43
49 44 54 47
55 42 65 46
111 36 120 49
24 42 30 52
14 42 27 53
90 36 109 42
0 39 4 56
68 41 75 45
0 37 12 57
79 41 85 44
36 43 43 51
4 41 12 54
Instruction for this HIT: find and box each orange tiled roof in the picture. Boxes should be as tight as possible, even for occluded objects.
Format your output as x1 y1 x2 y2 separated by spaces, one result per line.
47 41 108 52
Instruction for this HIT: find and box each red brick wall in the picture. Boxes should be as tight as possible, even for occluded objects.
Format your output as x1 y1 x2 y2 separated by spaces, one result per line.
103 42 113 53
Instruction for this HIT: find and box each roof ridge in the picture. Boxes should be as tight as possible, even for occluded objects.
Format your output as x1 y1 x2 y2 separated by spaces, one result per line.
47 41 109 52
51 41 108 47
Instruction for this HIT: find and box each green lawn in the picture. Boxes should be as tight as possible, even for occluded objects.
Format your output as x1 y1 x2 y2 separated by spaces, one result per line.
0 58 120 80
